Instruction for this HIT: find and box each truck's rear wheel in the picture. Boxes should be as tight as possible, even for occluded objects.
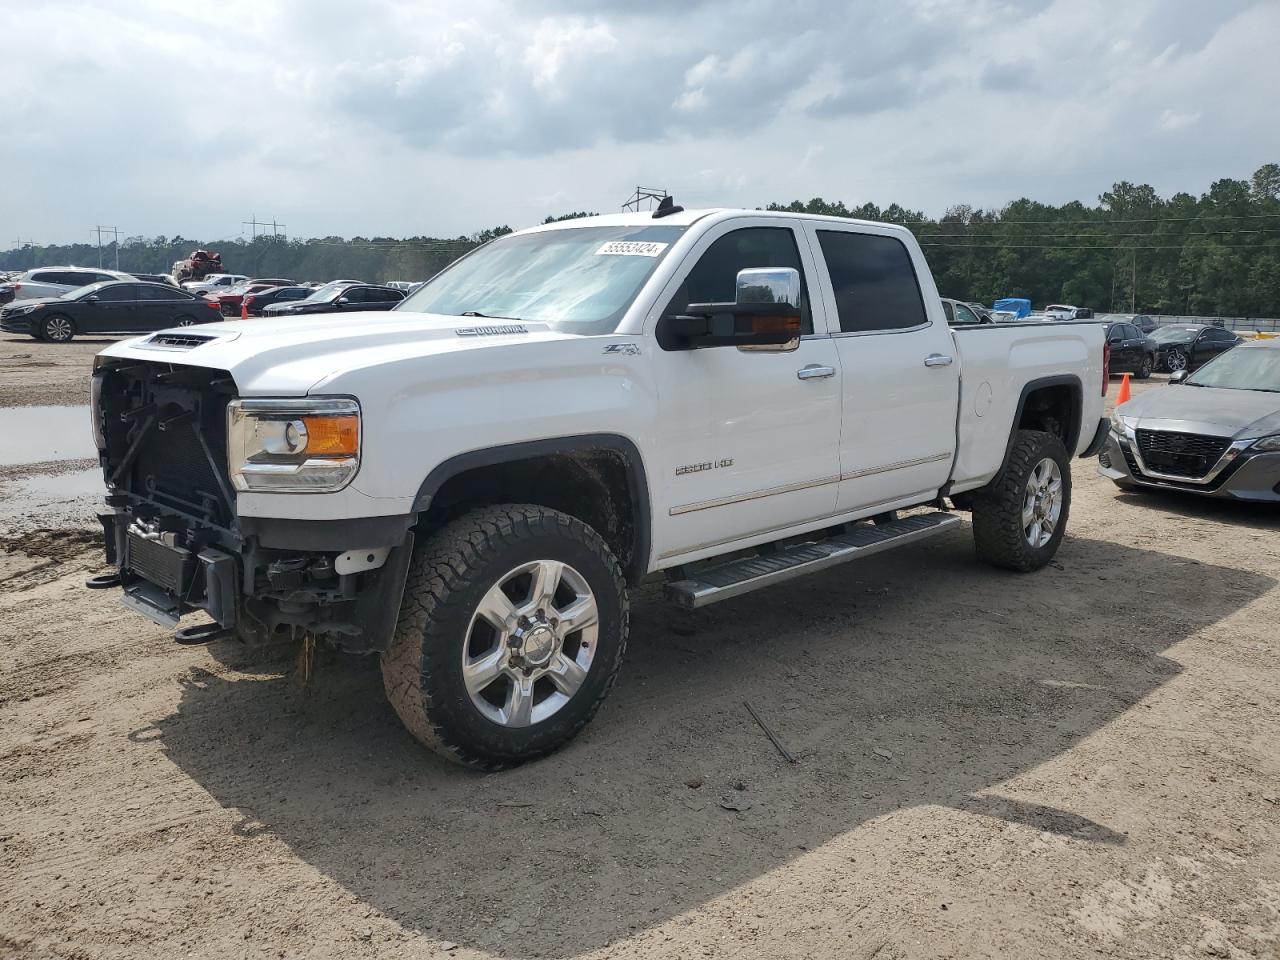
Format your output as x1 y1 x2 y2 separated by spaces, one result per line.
972 429 1071 572
381 504 628 769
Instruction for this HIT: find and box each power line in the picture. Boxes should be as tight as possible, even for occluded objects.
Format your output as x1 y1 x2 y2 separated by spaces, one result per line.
916 228 1280 240
912 211 1280 227
242 216 286 240
917 241 1280 250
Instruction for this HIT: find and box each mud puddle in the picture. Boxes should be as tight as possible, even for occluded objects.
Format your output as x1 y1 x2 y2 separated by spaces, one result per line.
0 468 104 531
0 405 95 465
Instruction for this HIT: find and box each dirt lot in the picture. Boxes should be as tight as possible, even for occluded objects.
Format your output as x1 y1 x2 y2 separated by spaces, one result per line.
0 336 116 407
2 335 1278 960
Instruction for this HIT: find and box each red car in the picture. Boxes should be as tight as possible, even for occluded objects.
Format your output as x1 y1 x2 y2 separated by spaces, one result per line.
216 279 293 317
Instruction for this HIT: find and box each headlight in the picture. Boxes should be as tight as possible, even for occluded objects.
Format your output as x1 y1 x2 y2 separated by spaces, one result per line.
227 398 360 492
1251 434 1280 452
10 303 40 315
1110 410 1134 433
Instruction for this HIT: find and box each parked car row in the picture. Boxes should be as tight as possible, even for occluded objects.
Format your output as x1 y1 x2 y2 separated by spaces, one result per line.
0 266 137 306
0 271 408 340
0 280 220 341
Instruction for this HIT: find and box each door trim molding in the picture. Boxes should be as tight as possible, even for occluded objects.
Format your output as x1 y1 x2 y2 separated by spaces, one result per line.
669 474 840 516
841 451 952 481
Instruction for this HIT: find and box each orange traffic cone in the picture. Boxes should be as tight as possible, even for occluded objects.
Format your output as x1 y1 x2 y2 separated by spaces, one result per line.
240 301 248 320
1116 372 1131 406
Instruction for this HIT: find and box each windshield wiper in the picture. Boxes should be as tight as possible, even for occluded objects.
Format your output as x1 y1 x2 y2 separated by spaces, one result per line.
460 310 522 321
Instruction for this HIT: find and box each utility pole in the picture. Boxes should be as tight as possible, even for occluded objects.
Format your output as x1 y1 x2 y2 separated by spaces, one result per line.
622 186 669 212
243 216 285 240
92 226 120 269
1131 250 1137 314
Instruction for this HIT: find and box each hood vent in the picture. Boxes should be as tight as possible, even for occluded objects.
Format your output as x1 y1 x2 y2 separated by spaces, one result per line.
146 332 218 349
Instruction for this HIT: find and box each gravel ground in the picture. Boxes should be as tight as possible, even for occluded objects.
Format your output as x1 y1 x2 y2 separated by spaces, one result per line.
1 335 1278 960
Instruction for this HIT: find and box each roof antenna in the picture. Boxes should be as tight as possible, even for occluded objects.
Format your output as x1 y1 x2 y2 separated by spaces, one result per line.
652 195 684 219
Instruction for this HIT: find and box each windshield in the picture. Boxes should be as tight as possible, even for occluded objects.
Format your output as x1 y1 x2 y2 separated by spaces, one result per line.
398 224 687 335
1151 326 1202 342
303 281 356 302
62 282 107 300
1186 346 1280 392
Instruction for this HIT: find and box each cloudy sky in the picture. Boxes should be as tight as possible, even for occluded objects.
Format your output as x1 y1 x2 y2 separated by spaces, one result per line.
3 0 1278 246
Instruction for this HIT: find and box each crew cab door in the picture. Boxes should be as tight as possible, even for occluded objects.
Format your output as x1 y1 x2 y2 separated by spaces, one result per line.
801 224 959 512
648 220 842 563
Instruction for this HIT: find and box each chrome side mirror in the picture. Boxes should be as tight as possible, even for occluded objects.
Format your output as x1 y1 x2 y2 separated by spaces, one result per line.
1169 370 1189 384
735 267 800 309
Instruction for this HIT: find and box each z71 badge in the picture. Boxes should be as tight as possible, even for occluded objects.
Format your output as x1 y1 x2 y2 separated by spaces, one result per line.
675 458 734 476
603 343 640 356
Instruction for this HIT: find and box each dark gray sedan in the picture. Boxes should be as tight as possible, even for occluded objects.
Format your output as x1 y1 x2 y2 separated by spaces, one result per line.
1098 338 1280 502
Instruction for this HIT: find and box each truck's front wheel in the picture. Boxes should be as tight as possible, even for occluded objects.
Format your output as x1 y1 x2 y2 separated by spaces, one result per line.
381 505 628 769
971 429 1071 572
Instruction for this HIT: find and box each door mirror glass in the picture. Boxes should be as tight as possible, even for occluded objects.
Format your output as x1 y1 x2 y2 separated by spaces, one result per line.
734 267 800 310
657 266 802 351
1169 369 1189 384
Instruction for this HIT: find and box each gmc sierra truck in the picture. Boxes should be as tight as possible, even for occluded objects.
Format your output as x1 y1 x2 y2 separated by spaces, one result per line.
90 206 1109 768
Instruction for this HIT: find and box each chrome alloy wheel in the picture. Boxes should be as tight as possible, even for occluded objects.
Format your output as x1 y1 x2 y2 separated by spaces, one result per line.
1022 457 1063 548
45 316 73 341
462 559 599 727
1165 348 1188 372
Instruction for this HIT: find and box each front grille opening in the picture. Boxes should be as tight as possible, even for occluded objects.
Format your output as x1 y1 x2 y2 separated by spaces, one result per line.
97 360 237 529
1135 429 1230 480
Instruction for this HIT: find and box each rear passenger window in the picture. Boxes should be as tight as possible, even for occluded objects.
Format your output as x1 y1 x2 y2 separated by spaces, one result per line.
31 271 63 284
817 231 928 333
952 303 979 326
665 227 812 335
138 285 176 301
95 284 137 302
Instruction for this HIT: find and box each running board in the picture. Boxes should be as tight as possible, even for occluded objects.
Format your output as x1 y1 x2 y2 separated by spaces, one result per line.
665 512 962 609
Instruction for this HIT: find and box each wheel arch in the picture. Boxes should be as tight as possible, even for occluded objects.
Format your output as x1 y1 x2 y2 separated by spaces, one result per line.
413 434 652 585
1005 375 1083 462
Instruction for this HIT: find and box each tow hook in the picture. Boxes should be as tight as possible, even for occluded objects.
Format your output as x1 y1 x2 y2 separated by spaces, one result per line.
173 622 233 645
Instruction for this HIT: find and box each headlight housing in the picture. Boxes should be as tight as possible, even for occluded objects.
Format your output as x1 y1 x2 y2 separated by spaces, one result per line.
1110 410 1134 433
227 398 360 492
1250 434 1280 452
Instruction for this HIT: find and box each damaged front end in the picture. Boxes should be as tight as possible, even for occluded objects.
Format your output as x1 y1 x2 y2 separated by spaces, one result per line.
92 356 412 651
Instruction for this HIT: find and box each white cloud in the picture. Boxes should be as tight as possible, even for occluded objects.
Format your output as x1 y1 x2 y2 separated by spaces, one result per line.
0 0 1276 244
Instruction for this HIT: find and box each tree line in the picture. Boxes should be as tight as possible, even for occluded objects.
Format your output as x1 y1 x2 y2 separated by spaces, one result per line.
4 165 1277 317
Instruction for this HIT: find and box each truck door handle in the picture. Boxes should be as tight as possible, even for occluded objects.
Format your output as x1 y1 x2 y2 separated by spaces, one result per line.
923 354 954 367
796 364 836 381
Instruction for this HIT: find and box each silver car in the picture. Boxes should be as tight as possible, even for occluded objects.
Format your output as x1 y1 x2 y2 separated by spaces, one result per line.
1099 338 1280 501
0 266 135 304
182 274 249 294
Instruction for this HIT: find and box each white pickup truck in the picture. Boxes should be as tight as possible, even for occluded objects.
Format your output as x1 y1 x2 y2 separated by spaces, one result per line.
90 206 1109 768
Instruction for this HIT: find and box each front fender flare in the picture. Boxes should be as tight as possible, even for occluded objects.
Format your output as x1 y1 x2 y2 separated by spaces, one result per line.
412 434 652 584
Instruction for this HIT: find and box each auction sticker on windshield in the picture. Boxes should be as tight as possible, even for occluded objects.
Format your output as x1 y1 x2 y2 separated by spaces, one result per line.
595 241 669 257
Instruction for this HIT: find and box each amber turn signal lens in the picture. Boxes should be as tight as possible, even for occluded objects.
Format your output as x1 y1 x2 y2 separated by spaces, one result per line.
300 415 359 456
750 315 802 334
